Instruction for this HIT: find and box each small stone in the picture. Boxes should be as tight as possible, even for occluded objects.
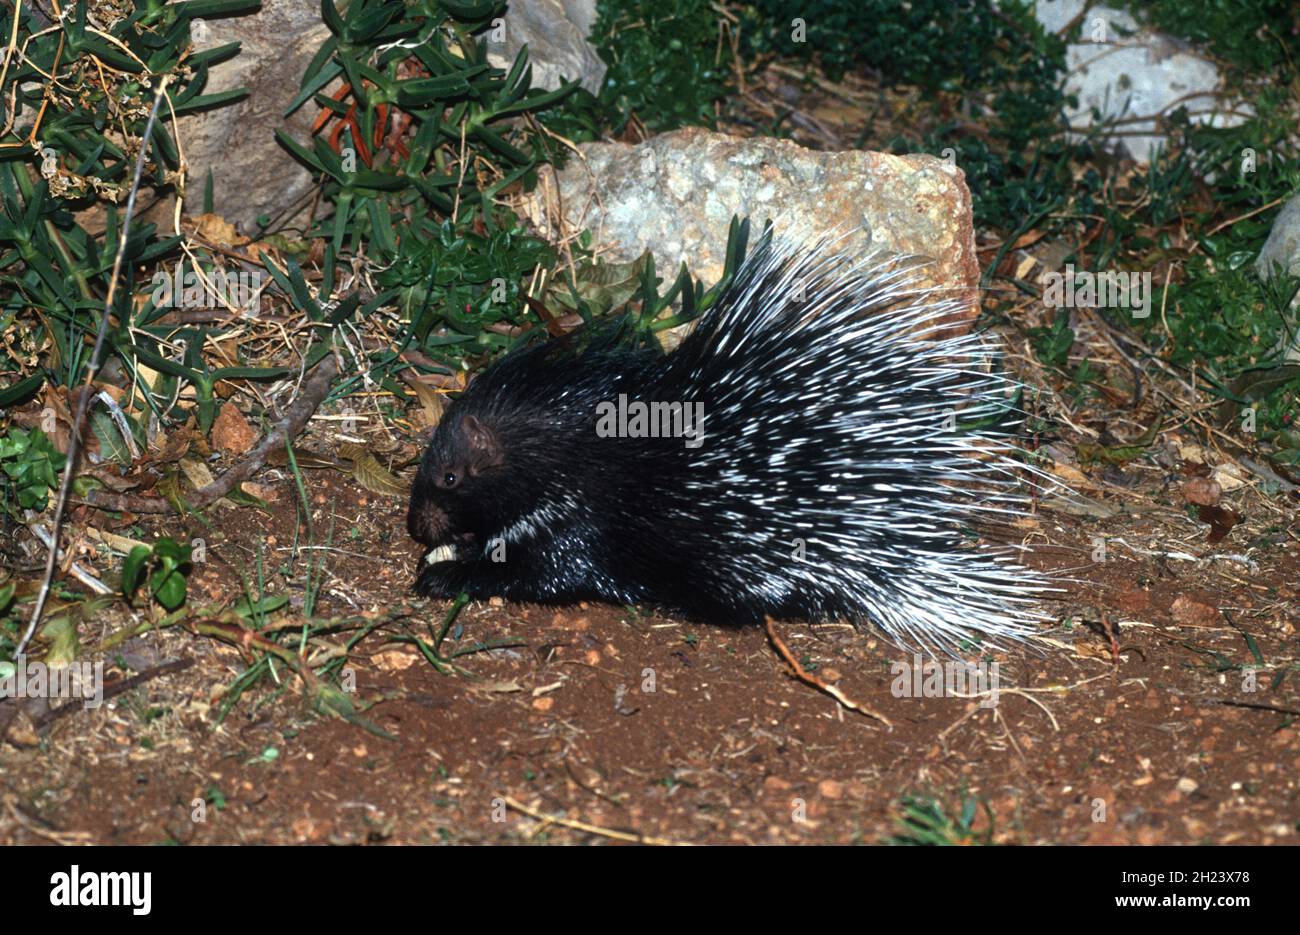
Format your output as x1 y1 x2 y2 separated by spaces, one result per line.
1170 595 1220 627
818 780 844 799
1181 477 1221 507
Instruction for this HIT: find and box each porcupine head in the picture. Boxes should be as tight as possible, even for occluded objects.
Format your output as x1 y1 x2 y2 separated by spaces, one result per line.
408 411 498 547
405 333 641 604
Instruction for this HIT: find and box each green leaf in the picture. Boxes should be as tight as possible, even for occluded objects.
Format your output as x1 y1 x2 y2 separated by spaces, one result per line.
494 78 581 119
232 594 290 620
274 128 329 174
210 365 296 380
320 0 346 37
188 41 243 69
262 254 324 319
349 169 410 192
152 538 191 563
174 0 261 18
344 5 404 44
440 0 500 21
395 73 476 106
151 562 188 611
171 88 250 116
122 546 152 601
286 55 342 116
90 411 131 465
77 37 141 72
0 372 44 407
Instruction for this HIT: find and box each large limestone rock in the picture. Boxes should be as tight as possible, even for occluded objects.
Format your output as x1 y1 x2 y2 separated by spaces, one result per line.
522 127 981 332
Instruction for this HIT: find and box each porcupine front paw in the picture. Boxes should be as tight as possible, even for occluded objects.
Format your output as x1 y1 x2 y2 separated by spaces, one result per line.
414 545 472 598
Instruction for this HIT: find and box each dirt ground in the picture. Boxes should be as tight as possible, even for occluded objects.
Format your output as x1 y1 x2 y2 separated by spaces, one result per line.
2 434 1298 845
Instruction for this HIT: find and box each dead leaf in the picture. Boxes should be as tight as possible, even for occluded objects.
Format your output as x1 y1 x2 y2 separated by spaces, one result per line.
190 212 250 247
1012 228 1046 250
338 442 408 498
372 650 418 672
1170 594 1221 627
240 481 279 502
179 457 215 490
243 240 282 264
152 416 197 463
406 379 447 430
84 526 150 555
1198 504 1241 544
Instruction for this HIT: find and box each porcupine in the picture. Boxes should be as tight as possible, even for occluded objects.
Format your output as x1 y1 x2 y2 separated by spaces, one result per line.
406 232 1053 654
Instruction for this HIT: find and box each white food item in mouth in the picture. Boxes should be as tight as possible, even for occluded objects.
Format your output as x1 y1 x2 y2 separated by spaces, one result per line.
424 543 458 565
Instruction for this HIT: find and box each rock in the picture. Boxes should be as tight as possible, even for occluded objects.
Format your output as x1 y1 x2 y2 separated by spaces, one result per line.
1255 193 1300 282
1181 477 1221 507
210 400 257 455
1170 594 1221 627
522 127 981 334
1028 1 1249 163
184 1 334 235
817 779 844 799
484 0 605 94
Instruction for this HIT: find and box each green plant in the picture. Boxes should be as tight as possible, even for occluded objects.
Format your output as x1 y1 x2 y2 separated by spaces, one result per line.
1128 0 1300 75
886 793 995 845
1031 309 1076 371
122 537 193 611
0 0 257 403
748 0 1064 100
562 215 764 348
751 0 1078 232
267 0 597 386
0 1 592 456
0 427 67 510
373 219 553 339
592 0 731 133
1113 99 1300 456
276 0 575 264
924 131 1078 237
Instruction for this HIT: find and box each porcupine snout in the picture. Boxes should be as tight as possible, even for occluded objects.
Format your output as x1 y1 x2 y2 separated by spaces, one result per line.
406 491 449 547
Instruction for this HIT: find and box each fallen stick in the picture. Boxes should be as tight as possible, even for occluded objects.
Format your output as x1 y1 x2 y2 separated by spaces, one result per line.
503 796 690 846
30 658 196 731
763 616 894 729
81 353 340 514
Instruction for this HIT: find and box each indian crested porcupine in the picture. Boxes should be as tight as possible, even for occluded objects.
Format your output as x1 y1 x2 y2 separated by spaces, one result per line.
407 233 1052 654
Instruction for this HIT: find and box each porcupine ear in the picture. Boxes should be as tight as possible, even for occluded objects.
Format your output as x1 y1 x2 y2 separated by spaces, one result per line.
461 414 504 475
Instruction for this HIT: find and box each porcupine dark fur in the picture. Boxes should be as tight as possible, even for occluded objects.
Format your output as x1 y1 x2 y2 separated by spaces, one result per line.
407 233 1051 653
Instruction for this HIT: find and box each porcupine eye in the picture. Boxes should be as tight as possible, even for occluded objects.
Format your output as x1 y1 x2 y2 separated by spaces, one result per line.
439 470 459 489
